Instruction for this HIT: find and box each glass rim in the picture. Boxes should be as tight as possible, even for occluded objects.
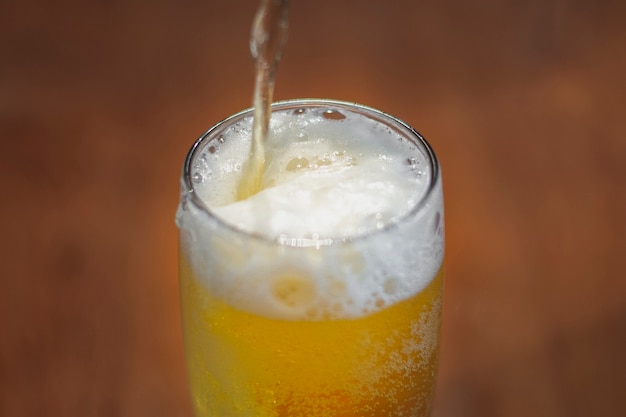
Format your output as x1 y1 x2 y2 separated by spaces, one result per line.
182 98 441 247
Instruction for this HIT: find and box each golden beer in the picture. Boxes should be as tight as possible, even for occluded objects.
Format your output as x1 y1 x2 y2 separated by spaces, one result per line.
177 100 444 417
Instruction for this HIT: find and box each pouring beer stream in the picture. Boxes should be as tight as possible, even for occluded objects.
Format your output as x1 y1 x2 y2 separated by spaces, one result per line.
236 0 290 200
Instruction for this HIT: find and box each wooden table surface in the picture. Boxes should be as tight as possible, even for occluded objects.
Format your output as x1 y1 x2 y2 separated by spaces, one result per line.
1 1 625 416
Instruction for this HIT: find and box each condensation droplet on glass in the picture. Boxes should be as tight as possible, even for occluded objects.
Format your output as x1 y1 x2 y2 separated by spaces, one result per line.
407 157 420 169
192 173 203 184
197 154 209 170
218 136 225 143
208 145 217 154
322 109 346 120
293 108 306 115
433 211 441 233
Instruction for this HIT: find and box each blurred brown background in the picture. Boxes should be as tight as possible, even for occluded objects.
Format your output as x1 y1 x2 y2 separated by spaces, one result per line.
1 0 625 416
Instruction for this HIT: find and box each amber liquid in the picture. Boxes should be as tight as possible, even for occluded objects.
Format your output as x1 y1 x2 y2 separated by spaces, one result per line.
180 253 443 417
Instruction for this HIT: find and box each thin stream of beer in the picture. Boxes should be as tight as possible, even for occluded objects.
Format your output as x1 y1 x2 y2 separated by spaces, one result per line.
236 0 290 201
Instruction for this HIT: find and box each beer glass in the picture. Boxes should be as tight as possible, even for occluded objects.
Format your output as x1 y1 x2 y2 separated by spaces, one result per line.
176 99 444 417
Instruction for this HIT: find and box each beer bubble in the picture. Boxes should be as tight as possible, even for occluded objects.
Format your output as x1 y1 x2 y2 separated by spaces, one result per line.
286 156 310 171
305 307 318 320
272 274 316 309
192 173 203 184
383 277 399 295
328 279 347 297
368 212 385 229
340 247 365 274
315 155 332 166
322 109 346 120
331 303 343 314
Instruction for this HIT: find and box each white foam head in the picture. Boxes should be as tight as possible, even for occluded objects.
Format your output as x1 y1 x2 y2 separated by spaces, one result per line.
177 100 444 320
